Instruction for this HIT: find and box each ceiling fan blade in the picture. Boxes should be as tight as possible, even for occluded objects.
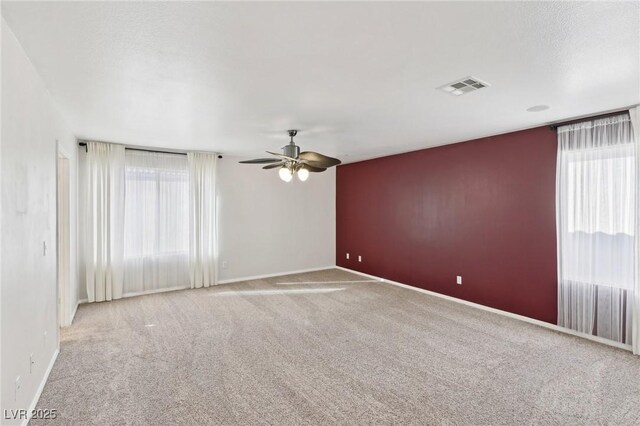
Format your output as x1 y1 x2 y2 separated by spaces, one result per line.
303 164 327 173
266 151 296 161
262 162 285 170
239 158 282 164
299 151 341 167
302 160 332 169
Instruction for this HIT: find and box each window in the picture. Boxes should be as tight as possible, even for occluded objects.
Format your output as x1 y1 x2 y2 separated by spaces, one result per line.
123 151 190 292
83 142 218 301
566 145 635 236
560 125 635 290
556 114 635 343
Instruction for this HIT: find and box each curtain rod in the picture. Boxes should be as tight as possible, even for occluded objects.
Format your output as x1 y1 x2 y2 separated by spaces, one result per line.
78 139 222 158
548 108 633 130
77 141 187 156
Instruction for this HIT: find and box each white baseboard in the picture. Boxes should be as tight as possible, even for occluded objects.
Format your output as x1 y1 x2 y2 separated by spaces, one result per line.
23 347 59 426
336 266 633 352
217 266 336 285
77 285 190 305
335 267 385 283
122 285 190 299
77 267 336 304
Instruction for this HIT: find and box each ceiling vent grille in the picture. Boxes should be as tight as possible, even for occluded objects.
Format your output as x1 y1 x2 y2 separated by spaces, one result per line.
438 76 489 96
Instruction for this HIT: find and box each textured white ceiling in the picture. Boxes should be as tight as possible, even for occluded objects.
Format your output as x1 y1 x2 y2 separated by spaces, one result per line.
2 1 638 162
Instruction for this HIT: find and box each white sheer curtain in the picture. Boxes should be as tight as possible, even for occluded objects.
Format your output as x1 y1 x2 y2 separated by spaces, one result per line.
557 114 636 345
630 106 640 355
188 152 217 288
123 151 190 295
85 141 125 302
84 144 217 300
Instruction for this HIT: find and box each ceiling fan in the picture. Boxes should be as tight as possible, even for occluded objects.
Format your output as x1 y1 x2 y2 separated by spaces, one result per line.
239 130 341 182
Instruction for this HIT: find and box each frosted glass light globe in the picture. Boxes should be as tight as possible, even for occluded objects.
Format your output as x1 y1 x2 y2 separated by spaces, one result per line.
279 167 293 182
297 168 310 182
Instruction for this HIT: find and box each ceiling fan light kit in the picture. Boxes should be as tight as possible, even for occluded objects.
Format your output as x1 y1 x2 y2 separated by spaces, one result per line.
239 129 341 182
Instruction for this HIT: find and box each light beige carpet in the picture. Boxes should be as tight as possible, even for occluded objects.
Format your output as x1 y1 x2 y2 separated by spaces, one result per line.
34 269 640 425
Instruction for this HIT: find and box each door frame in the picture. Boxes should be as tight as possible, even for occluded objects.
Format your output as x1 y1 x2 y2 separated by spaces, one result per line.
56 142 71 328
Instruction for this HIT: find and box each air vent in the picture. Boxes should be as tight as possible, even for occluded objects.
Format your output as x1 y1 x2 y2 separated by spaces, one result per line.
438 76 490 96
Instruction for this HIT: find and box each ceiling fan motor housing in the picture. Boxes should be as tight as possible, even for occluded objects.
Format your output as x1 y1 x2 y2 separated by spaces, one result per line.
283 143 300 159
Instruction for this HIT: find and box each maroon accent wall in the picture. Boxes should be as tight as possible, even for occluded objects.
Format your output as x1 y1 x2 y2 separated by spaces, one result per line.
336 126 558 324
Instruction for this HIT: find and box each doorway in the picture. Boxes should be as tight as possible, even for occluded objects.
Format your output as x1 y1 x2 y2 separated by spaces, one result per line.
57 151 70 328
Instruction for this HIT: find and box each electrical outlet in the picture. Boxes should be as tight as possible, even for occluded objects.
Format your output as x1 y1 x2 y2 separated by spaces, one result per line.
346 253 349 260
43 241 47 256
456 275 462 285
30 353 35 373
15 376 21 401
358 256 362 262
221 260 228 269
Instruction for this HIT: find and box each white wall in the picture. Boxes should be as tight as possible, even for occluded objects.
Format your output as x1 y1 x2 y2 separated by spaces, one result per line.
217 156 336 282
1 19 77 423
